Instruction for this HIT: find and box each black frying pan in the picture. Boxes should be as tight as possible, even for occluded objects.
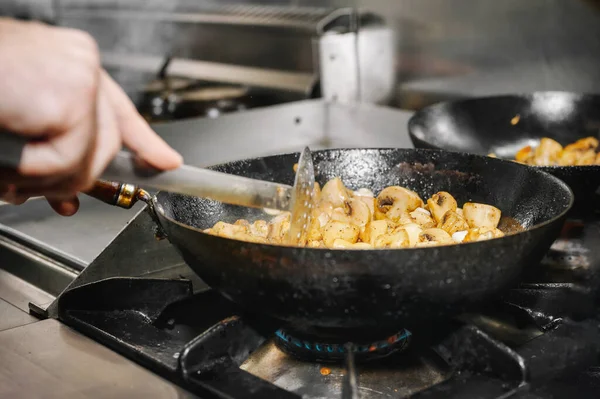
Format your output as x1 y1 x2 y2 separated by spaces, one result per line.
0 141 574 340
147 148 571 341
0 139 573 342
407 92 600 212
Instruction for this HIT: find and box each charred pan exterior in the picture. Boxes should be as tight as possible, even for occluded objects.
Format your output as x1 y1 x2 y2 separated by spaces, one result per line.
408 91 600 214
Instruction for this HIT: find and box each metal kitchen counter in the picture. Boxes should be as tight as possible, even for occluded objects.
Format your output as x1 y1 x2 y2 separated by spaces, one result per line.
0 197 143 268
0 297 37 332
0 100 415 266
0 319 198 399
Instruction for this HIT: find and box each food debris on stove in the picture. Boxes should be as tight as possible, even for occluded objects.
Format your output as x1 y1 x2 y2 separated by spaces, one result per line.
203 175 508 249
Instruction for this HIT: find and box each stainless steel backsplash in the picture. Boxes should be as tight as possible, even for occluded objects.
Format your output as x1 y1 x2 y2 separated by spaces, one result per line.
4 0 600 99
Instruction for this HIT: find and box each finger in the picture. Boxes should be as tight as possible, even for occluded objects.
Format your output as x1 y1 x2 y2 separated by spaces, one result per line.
101 70 182 170
18 111 96 179
86 74 121 188
15 183 77 201
1 184 28 205
2 196 28 205
18 67 99 180
0 167 32 185
0 166 71 190
46 196 80 216
12 163 86 200
14 81 120 198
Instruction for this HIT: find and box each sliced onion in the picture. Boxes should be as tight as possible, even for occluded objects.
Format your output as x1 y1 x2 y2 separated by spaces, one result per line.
452 230 468 243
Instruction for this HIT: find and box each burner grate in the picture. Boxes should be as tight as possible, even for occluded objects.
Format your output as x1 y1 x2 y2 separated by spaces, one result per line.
56 212 600 398
58 277 600 399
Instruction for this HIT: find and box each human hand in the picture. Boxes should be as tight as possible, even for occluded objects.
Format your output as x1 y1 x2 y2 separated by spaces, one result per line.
0 18 182 215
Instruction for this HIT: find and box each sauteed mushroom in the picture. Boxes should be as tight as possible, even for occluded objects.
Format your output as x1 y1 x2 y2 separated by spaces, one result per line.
509 136 600 166
427 191 457 224
204 173 508 249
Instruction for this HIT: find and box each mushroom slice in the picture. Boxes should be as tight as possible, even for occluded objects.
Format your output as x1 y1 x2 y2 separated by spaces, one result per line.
249 220 269 238
313 201 334 227
576 150 596 165
409 207 436 228
374 230 410 249
377 186 424 222
356 195 376 218
417 228 453 247
307 215 323 241
359 220 389 245
515 145 534 164
533 138 562 166
233 232 268 244
322 221 360 248
212 221 248 238
330 198 372 228
463 202 501 229
438 210 469 235
464 227 504 242
564 137 599 152
321 177 352 208
332 239 373 250
312 182 322 203
393 223 423 247
268 212 291 243
426 192 458 224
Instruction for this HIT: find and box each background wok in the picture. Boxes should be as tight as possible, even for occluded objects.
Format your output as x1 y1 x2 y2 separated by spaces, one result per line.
407 91 600 213
147 148 572 341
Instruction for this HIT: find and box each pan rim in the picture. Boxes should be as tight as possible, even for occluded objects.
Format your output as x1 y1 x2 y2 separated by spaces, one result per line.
154 147 574 252
407 91 600 170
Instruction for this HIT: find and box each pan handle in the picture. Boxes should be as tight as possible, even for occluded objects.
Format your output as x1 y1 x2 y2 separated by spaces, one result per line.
0 131 151 210
83 180 167 239
83 180 151 209
0 130 154 210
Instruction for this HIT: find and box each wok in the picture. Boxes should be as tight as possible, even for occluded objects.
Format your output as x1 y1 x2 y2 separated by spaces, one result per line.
408 92 600 212
91 148 572 341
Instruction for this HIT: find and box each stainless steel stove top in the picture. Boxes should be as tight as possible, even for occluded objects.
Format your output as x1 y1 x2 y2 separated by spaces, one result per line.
241 341 448 398
2 100 600 399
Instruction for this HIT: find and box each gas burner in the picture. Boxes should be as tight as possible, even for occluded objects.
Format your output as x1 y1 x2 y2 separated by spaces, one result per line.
273 328 412 363
172 85 250 120
143 77 193 93
138 77 197 123
137 81 252 122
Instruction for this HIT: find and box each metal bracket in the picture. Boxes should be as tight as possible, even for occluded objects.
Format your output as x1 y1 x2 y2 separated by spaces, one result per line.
319 14 395 105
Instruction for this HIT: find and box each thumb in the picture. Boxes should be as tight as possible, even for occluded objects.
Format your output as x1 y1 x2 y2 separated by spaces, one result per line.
100 70 182 170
